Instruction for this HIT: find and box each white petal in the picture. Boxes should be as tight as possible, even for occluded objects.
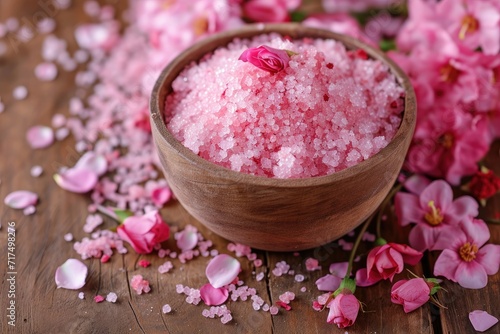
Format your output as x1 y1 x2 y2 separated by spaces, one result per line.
205 254 240 288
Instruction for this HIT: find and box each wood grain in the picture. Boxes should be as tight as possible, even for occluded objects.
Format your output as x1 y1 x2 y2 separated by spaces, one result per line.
150 23 417 251
0 1 499 334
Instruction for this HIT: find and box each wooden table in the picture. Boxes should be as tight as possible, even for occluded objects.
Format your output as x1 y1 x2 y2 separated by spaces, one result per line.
1 1 499 333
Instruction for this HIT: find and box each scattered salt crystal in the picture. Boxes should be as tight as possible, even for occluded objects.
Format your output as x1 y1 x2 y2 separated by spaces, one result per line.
5 18 19 31
64 233 74 242
305 258 321 271
254 259 263 267
74 49 89 63
130 275 151 295
269 306 279 315
106 292 118 303
13 85 28 100
35 62 58 81
55 128 70 141
138 260 151 268
362 231 376 242
256 272 265 281
37 18 56 34
158 261 173 274
78 292 85 299
300 287 307 292
23 205 36 215
94 295 105 303
100 254 110 263
30 165 43 177
162 304 172 314
295 274 305 282
220 313 232 324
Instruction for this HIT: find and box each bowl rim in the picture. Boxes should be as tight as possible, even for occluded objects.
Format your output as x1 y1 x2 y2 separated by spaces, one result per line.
150 23 416 188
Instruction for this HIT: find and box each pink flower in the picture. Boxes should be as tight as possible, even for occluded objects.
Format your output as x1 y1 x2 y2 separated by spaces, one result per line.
395 179 478 251
433 218 500 289
391 278 430 313
117 211 170 254
356 243 423 287
303 13 371 45
242 0 301 23
239 45 291 74
326 292 360 328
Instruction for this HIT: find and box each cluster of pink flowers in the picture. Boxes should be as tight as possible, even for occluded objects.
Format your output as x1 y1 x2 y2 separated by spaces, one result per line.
389 0 500 185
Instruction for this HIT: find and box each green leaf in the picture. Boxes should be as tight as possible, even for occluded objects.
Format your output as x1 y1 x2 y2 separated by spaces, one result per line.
113 209 133 223
334 277 357 296
379 39 397 52
290 11 307 22
374 237 387 246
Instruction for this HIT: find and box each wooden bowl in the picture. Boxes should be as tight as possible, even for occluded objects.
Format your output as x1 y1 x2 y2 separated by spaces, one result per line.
150 23 416 251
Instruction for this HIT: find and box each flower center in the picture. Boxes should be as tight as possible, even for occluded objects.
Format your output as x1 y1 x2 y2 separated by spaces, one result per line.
424 200 443 226
438 133 454 149
440 63 460 83
459 242 478 262
193 16 208 36
459 15 479 40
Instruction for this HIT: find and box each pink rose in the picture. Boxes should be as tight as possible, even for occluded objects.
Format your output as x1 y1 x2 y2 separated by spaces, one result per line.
326 293 360 328
117 211 170 254
238 45 291 73
391 278 431 313
242 0 301 23
356 242 423 287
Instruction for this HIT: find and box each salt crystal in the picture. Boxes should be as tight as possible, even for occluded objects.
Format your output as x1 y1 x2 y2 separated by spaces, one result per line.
37 18 56 34
13 86 28 100
23 206 36 215
300 287 307 292
64 233 73 242
106 292 118 303
35 62 58 81
294 274 305 282
269 306 279 315
5 18 19 31
94 295 105 303
162 304 172 314
31 165 43 177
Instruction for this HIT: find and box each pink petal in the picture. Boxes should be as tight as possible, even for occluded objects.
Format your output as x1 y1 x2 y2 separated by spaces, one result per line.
4 190 38 209
55 258 88 289
53 167 98 193
205 254 240 288
26 125 54 149
461 219 490 248
75 152 108 176
151 187 172 207
355 268 380 287
447 196 478 221
176 230 198 251
476 244 500 275
433 249 461 282
420 180 453 212
329 262 349 277
315 274 342 292
456 261 488 289
404 174 431 195
469 310 499 332
395 192 425 226
34 62 58 81
431 225 466 251
408 223 442 252
199 283 229 306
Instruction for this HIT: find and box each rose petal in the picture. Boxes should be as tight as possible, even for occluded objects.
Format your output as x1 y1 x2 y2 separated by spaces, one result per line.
329 262 349 277
55 258 88 289
205 254 240 288
75 152 108 176
26 125 54 149
54 167 98 193
469 310 499 332
200 283 229 306
4 190 38 209
315 274 342 292
176 230 198 251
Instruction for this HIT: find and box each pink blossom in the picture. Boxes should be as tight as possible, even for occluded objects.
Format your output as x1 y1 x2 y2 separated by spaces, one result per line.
356 243 422 287
239 45 291 74
117 211 170 254
395 179 478 251
326 293 360 328
433 218 500 289
302 13 368 43
242 0 301 23
391 278 430 313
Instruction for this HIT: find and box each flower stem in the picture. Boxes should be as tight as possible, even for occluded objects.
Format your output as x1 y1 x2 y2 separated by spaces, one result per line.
375 182 404 239
346 211 376 280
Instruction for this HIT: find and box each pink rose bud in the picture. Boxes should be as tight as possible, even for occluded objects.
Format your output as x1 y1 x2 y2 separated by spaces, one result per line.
326 293 360 328
239 45 291 74
355 242 423 287
391 278 431 313
117 211 170 254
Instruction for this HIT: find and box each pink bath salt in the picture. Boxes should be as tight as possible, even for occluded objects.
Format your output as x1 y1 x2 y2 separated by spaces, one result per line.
35 62 58 81
162 304 172 314
78 292 85 299
106 292 118 303
31 165 43 177
269 306 279 315
158 261 173 274
166 35 404 178
305 258 321 271
37 18 56 34
94 295 105 303
23 205 36 215
138 259 151 268
64 233 74 242
130 274 151 295
13 85 28 100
